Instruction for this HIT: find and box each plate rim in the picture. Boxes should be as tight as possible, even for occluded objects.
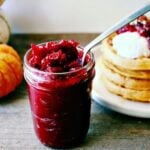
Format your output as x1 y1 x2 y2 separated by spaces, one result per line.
92 90 150 118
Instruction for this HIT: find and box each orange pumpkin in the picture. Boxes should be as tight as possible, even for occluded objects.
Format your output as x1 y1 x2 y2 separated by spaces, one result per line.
0 44 23 97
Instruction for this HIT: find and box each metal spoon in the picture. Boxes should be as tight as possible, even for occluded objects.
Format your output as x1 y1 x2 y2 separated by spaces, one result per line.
82 3 150 65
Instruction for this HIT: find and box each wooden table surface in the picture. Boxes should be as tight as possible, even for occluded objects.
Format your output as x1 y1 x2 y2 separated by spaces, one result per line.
1 33 150 150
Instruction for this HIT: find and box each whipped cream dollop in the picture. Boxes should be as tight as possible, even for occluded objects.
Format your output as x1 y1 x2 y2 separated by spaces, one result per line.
112 32 150 59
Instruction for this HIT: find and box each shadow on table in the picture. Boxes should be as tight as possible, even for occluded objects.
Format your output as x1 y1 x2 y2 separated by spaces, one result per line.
79 104 150 148
0 79 27 105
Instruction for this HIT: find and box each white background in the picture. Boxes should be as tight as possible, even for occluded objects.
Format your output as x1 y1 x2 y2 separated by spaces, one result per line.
1 0 149 33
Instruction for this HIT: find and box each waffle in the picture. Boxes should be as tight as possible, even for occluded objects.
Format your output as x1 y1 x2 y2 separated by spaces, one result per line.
102 37 150 70
100 59 150 90
101 75 150 102
102 57 150 79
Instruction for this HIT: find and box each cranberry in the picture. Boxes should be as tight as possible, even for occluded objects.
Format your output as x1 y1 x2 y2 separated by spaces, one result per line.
59 40 78 60
31 44 45 58
41 50 62 69
116 15 149 37
144 22 150 31
60 53 67 64
59 40 71 48
68 40 79 47
135 22 147 36
29 40 86 73
45 41 60 53
44 52 59 67
116 15 150 49
66 49 78 61
29 56 41 69
48 50 61 61
117 24 136 34
41 57 49 70
143 23 150 37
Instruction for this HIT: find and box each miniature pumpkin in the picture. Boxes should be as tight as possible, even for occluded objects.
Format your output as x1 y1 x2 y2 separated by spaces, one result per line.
0 44 23 97
0 0 4 6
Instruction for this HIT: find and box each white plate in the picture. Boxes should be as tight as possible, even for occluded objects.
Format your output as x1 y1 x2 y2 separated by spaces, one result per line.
91 46 150 118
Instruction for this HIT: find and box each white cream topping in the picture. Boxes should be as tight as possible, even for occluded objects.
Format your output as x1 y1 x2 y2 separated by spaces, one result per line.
112 32 150 59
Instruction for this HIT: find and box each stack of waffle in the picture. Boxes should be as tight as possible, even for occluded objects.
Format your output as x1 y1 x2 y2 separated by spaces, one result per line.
99 34 150 102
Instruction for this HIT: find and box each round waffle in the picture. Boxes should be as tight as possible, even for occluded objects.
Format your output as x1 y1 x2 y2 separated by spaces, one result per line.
102 37 150 70
102 57 150 79
101 75 150 102
100 59 150 90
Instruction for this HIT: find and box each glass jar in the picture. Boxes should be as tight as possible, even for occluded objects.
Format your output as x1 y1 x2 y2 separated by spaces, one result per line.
24 43 95 149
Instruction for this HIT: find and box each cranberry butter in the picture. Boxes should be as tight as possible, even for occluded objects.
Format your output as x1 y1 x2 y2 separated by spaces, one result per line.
24 40 95 148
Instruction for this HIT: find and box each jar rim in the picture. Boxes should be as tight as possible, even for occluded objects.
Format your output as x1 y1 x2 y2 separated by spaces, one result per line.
24 45 95 76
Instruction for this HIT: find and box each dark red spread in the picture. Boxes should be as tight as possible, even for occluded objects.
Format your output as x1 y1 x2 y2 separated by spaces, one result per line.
116 15 150 49
26 40 95 148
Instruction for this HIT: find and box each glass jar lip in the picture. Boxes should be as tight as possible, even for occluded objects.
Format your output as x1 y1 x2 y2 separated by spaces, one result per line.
24 46 95 76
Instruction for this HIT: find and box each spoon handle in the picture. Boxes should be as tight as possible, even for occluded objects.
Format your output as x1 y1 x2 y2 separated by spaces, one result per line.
82 3 150 65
